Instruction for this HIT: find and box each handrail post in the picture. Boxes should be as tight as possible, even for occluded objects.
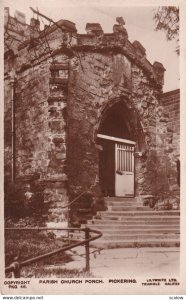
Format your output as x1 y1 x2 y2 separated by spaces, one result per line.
85 227 90 272
10 262 21 278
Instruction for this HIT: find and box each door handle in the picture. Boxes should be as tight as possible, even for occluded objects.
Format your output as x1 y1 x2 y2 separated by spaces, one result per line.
116 170 123 175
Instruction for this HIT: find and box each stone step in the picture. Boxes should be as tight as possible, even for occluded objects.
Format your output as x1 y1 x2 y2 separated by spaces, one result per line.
98 210 180 217
73 230 180 239
104 197 136 203
86 225 180 232
98 233 180 242
86 197 180 249
86 222 180 230
90 215 179 222
105 201 142 206
93 216 180 224
92 218 180 225
90 239 180 249
107 206 152 211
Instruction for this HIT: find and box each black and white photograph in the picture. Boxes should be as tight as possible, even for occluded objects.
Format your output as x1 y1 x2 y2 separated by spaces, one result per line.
1 0 186 295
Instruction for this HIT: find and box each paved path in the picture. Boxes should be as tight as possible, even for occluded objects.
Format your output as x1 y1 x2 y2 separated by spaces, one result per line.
63 247 180 277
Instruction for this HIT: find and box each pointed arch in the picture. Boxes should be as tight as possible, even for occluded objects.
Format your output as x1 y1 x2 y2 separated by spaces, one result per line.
95 98 146 196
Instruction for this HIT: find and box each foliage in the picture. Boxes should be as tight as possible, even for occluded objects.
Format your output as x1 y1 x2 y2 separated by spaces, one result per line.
153 6 179 54
4 180 44 218
5 227 94 278
5 229 71 266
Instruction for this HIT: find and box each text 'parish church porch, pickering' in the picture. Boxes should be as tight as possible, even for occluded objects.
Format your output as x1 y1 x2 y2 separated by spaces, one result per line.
4 9 180 248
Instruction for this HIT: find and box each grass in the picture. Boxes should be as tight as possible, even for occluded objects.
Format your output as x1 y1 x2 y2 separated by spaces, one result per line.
21 266 93 278
5 228 86 278
5 229 72 266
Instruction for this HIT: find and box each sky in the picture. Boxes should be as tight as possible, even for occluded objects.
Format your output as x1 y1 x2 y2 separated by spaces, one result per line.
6 3 180 92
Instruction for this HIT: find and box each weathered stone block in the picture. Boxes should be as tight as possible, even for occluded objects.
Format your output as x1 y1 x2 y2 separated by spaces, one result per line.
56 153 66 160
85 23 103 35
48 120 65 132
52 137 64 144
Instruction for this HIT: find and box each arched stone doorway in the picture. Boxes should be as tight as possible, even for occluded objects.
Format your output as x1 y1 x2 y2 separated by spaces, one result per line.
96 100 144 197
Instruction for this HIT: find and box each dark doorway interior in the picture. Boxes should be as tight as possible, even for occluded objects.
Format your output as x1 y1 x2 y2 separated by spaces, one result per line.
97 102 134 196
99 139 115 196
99 104 131 139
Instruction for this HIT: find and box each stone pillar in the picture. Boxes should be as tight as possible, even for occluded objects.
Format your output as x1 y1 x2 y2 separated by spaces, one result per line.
44 58 69 225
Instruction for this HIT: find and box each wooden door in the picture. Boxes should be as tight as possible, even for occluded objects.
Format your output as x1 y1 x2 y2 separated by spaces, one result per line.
115 143 135 197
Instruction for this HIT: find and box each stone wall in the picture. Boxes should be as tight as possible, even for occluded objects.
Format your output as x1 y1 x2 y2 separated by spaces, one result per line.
161 89 180 157
4 15 77 223
131 64 160 197
155 89 180 201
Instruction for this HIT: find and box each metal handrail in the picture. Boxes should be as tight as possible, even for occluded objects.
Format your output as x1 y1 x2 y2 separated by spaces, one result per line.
5 226 102 277
60 176 99 209
60 190 87 209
